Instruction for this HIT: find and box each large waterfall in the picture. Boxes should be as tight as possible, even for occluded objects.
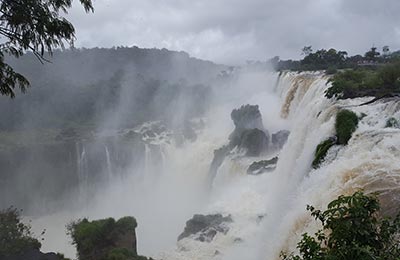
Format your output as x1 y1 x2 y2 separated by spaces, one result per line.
31 70 400 260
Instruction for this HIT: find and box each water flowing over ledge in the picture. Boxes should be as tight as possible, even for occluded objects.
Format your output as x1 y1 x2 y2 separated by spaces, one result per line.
30 70 400 260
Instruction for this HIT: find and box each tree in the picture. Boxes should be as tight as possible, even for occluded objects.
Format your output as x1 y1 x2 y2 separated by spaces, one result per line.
365 47 381 61
0 207 41 258
301 46 313 56
0 0 94 98
281 191 400 260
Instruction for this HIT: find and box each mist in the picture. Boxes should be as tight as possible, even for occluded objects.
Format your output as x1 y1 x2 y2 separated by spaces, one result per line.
0 46 285 259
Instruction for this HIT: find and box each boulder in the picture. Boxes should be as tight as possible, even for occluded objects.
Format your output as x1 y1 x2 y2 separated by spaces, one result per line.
178 214 233 242
247 157 278 175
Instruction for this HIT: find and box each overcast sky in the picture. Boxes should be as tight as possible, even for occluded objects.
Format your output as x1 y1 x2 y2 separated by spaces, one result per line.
69 0 400 65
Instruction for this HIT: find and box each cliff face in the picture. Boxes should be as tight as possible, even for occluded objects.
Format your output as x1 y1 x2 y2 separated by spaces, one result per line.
0 132 145 213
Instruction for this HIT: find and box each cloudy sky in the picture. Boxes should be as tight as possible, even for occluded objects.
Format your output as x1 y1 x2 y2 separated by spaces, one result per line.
69 0 400 65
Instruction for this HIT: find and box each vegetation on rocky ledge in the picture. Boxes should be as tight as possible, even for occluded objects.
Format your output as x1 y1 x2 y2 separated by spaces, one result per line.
281 191 400 260
312 138 336 169
68 216 152 260
312 109 359 169
325 62 400 99
335 110 359 145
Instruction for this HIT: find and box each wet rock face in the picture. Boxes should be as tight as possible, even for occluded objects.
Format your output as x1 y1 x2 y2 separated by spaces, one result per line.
271 130 290 151
208 145 231 184
231 104 264 130
178 214 233 242
238 129 269 156
229 104 266 147
247 157 278 175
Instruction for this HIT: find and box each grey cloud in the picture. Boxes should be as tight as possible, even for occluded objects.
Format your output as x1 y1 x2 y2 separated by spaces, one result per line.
68 0 400 65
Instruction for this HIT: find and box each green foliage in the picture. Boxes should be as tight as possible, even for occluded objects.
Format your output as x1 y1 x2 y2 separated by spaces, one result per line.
377 62 400 89
0 207 41 257
301 48 348 71
115 216 138 232
67 216 148 260
325 69 369 99
335 110 359 145
105 248 151 260
68 218 117 258
312 138 336 169
385 117 399 128
106 248 136 260
325 63 400 99
0 0 93 97
365 47 381 61
282 191 400 260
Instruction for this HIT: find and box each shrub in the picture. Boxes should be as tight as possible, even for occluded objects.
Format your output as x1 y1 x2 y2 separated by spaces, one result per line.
325 70 367 99
335 110 359 145
385 117 399 128
281 191 400 260
312 138 336 169
377 62 400 89
0 207 41 258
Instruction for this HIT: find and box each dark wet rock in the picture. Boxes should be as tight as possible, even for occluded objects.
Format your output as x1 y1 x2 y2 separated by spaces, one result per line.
271 130 290 151
208 104 271 184
231 104 264 130
4 249 64 260
178 214 233 242
238 129 269 156
229 104 266 147
247 157 278 175
208 145 231 184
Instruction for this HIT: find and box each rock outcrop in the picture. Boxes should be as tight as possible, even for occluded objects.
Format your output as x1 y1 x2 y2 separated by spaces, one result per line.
67 216 151 260
178 214 233 242
238 128 269 156
229 104 267 148
208 104 290 184
247 157 278 175
271 130 290 151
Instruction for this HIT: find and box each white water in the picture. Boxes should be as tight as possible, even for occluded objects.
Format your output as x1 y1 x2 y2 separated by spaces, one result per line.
31 70 400 260
104 145 113 181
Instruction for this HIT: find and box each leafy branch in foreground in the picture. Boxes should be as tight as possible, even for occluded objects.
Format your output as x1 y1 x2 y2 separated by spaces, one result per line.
0 207 41 257
281 191 400 260
0 0 93 97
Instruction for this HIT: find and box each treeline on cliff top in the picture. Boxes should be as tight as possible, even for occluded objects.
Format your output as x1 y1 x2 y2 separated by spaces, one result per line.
270 46 400 100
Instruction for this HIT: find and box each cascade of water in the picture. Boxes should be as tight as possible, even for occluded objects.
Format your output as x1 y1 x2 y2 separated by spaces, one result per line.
32 71 400 260
104 145 113 181
161 71 400 260
76 142 89 197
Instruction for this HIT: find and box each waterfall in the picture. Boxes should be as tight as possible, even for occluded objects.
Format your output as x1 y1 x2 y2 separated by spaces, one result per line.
104 145 113 181
160 71 400 260
32 71 400 260
76 142 89 197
